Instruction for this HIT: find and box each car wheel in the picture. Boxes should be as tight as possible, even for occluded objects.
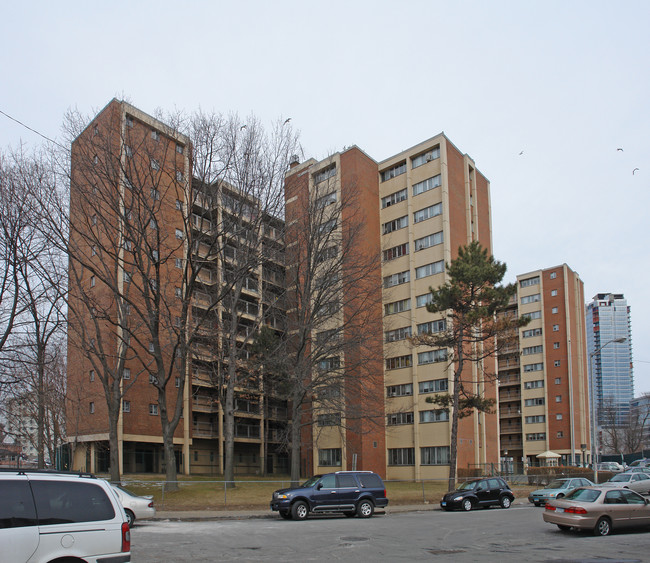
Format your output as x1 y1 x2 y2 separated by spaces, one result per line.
125 509 135 527
534 502 541 507
499 496 511 509
291 501 309 521
344 511 356 517
462 499 473 512
556 493 564 499
557 525 571 532
279 509 292 520
594 516 612 536
357 499 375 518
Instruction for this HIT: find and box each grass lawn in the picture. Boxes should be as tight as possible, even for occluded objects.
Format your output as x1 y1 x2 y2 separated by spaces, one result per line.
114 474 537 511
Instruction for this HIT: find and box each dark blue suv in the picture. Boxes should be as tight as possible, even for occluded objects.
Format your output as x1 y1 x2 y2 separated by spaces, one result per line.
270 471 388 520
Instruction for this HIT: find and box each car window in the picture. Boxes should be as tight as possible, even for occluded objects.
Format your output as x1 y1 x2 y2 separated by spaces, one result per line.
604 491 626 504
564 488 600 502
488 479 501 489
458 481 477 491
358 473 383 488
320 475 336 489
610 474 628 482
337 474 358 488
547 479 566 489
0 480 37 528
30 481 115 525
302 475 322 488
621 490 645 504
638 474 649 480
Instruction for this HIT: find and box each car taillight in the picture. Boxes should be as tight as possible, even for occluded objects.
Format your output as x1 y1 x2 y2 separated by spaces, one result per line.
148 501 154 508
121 522 131 552
545 504 556 510
565 506 587 514
384 489 387 498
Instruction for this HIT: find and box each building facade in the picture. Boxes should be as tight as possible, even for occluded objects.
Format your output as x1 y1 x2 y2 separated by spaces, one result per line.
586 293 634 428
499 265 591 469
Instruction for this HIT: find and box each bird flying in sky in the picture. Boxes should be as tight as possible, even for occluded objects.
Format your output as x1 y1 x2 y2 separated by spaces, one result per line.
617 148 624 152
633 168 640 175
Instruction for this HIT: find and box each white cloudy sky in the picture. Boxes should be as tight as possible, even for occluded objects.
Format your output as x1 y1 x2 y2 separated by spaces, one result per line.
2 1 649 392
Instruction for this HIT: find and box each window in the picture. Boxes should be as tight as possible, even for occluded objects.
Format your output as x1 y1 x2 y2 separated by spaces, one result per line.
176 171 184 182
554 360 561 367
522 345 543 355
550 272 557 279
416 293 433 308
419 378 448 394
90 402 95 414
318 357 340 371
123 401 131 413
412 175 441 196
314 165 336 184
152 250 159 261
383 243 409 261
555 377 561 384
418 349 448 365
175 377 181 388
318 413 341 427
90 276 96 288
151 159 160 171
175 258 183 269
149 404 159 415
384 298 411 315
520 276 540 288
415 260 444 279
523 380 544 389
525 415 545 424
421 445 449 465
521 293 541 304
388 448 414 465
524 311 542 320
175 287 182 298
316 191 337 208
149 218 158 230
522 328 542 338
93 124 99 136
318 219 337 234
553 324 559 332
91 245 97 256
414 231 443 251
524 397 545 406
413 203 442 223
417 319 446 335
524 362 543 372
151 130 160 141
176 199 183 210
553 342 560 349
387 412 414 425
387 383 413 397
149 342 155 353
385 355 412 370
126 116 134 127
318 448 341 466
380 161 406 182
176 228 184 240
316 329 339 344
383 215 408 234
381 188 407 208
176 144 184 154
551 289 558 297
123 368 131 380
557 431 564 438
420 410 449 423
90 370 95 382
151 188 160 201
552 307 558 314
316 245 338 263
526 433 546 441
383 270 410 288
411 146 440 168
556 395 562 403
91 214 97 225
385 326 412 342
556 413 563 420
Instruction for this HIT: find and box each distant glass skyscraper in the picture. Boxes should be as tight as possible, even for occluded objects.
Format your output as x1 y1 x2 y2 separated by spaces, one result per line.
586 293 633 426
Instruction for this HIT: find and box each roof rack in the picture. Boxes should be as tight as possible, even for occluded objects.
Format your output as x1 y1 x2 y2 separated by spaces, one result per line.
0 468 96 479
334 470 373 474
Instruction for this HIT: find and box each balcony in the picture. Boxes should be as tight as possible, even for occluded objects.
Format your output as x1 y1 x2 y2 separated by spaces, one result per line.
193 395 219 413
499 407 522 419
235 423 261 440
192 421 218 439
499 390 521 402
267 406 288 420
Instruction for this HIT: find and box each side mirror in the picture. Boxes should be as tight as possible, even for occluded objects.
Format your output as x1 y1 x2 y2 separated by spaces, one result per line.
316 483 323 490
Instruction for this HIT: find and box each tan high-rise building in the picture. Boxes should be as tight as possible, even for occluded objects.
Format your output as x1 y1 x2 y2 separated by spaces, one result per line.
499 265 591 470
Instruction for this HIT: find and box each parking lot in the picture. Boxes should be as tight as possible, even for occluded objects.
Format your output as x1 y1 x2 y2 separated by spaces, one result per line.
131 504 650 562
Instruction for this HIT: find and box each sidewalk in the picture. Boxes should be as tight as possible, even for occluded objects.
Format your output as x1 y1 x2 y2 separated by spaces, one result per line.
150 498 529 521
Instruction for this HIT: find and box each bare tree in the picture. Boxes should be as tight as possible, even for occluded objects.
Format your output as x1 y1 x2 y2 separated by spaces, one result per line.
281 159 384 484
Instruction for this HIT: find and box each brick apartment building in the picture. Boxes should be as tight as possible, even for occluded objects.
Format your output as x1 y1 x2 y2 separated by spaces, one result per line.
499 265 591 470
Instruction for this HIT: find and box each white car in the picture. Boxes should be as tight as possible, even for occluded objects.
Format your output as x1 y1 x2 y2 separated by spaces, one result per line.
112 484 156 525
0 469 130 563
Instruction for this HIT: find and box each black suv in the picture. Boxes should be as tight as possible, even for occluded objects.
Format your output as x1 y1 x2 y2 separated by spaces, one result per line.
270 471 388 520
441 477 514 511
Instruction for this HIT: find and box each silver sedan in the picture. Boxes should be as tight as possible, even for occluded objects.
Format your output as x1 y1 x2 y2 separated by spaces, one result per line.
601 472 650 495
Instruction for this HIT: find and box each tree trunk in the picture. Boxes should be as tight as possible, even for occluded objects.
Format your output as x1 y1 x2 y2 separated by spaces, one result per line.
223 373 235 486
107 408 121 483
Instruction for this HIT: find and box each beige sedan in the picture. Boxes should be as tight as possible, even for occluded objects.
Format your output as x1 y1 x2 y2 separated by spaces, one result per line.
601 472 650 494
543 486 650 536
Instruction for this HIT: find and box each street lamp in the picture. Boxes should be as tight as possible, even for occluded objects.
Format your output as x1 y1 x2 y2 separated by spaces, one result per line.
590 336 627 483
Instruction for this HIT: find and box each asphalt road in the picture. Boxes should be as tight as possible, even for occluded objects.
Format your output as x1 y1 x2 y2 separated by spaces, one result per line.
131 505 650 562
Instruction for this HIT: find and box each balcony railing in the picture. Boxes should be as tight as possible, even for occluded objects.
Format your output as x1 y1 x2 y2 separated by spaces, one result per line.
192 421 218 438
235 424 261 439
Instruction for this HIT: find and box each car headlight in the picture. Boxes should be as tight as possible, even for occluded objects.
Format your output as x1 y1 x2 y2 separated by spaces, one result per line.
549 493 556 497
276 493 291 500
453 496 463 501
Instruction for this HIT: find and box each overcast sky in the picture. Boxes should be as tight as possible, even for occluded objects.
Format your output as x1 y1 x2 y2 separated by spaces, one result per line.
2 1 649 393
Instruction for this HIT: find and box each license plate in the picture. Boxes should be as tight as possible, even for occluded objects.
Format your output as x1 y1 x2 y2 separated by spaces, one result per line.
441 501 446 506
556 508 564 513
